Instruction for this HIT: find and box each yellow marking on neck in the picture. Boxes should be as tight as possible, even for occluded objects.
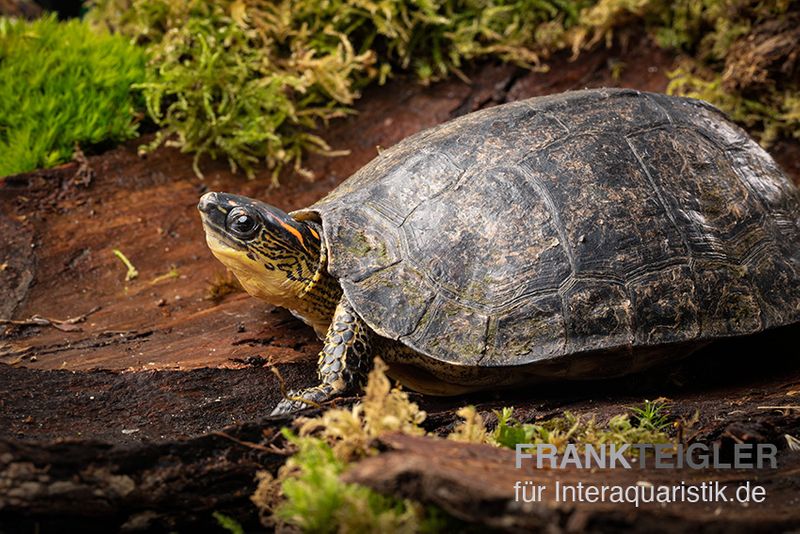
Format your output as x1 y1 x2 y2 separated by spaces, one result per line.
205 231 333 335
309 227 320 240
206 236 297 304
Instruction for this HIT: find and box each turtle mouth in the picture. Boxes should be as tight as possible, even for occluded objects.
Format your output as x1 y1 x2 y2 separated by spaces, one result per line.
198 193 248 252
204 232 247 265
202 220 244 250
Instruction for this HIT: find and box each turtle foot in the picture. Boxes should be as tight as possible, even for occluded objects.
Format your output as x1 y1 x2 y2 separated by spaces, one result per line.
270 385 333 416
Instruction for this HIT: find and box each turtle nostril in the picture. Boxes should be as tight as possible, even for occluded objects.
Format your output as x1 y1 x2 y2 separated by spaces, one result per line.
198 192 218 213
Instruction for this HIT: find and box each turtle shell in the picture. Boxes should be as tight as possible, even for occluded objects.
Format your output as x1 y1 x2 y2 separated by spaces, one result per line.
293 88 800 371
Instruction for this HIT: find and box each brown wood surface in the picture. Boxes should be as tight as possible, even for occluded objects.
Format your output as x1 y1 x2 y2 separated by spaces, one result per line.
345 430 800 533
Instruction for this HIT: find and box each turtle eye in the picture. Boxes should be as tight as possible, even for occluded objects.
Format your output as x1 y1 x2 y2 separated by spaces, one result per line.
226 208 259 239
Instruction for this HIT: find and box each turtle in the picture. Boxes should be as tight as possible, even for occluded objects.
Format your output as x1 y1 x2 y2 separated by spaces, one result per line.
198 88 800 415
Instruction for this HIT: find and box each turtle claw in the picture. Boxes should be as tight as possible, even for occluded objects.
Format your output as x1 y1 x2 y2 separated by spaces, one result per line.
270 386 331 416
270 395 311 416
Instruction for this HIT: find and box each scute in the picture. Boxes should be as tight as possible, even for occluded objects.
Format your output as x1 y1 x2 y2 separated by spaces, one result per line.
293 88 800 370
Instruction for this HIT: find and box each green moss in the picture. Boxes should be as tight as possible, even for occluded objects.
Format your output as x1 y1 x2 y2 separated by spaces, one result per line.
251 360 469 531
212 511 244 534
558 0 799 145
86 0 797 182
667 61 800 145
249 359 431 530
131 2 369 181
267 430 438 533
0 15 146 177
253 428 458 532
572 0 799 145
87 0 592 182
490 400 672 451
650 0 798 145
255 364 679 529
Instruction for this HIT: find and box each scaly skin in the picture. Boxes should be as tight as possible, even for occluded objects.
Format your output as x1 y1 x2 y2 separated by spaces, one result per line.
281 226 343 337
198 192 372 413
272 298 372 414
198 192 341 334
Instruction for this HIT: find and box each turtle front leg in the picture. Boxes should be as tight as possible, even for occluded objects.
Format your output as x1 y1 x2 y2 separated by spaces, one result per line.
271 297 371 415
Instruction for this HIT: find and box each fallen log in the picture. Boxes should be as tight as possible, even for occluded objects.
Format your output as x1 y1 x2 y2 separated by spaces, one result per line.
344 432 800 533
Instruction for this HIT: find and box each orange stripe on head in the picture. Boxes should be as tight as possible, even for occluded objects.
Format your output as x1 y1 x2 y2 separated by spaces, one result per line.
309 227 320 240
264 210 308 251
280 220 307 250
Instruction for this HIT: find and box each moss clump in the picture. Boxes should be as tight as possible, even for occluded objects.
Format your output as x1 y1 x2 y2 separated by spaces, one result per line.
488 400 672 452
253 430 440 533
668 61 800 146
87 0 593 182
569 0 800 145
657 1 799 145
131 2 370 181
295 357 427 461
251 359 433 530
86 0 798 181
252 360 471 531
0 15 146 178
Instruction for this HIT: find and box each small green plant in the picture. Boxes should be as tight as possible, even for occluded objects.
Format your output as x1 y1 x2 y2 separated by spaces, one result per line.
0 15 146 177
212 511 244 534
492 406 531 448
629 398 670 432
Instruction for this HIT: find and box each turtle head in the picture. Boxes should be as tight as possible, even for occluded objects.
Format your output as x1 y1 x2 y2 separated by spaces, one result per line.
198 192 322 305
